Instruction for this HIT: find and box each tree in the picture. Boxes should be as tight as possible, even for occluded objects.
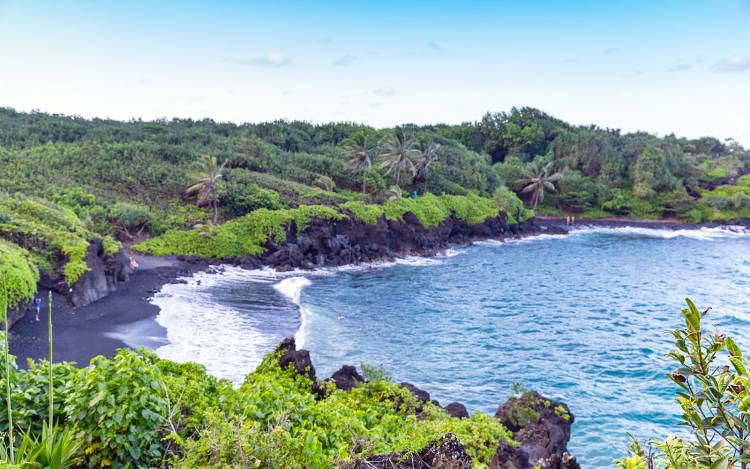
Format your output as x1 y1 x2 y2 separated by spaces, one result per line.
515 160 562 209
415 141 441 193
345 133 374 193
185 155 227 225
379 127 418 190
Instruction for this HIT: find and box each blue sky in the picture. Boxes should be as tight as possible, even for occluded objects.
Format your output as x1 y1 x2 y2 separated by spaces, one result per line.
1 0 749 144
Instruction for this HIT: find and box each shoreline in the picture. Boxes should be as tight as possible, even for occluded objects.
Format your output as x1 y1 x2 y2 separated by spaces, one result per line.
8 216 749 367
8 255 207 366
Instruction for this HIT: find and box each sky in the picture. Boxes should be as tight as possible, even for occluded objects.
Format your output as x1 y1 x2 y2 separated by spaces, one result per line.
0 0 749 144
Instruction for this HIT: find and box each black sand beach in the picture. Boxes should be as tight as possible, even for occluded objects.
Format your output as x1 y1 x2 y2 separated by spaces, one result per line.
8 255 206 366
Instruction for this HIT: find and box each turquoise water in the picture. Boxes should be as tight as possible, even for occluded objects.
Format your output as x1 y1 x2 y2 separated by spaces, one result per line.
154 226 750 467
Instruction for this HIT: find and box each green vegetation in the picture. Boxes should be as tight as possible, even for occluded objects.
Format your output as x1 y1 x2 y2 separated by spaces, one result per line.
615 299 750 468
134 205 346 258
1 326 512 468
0 240 39 309
135 193 509 259
1 107 749 300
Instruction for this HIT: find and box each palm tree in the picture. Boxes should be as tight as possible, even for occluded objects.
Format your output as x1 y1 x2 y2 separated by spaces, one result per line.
379 127 418 190
345 133 374 193
515 161 563 209
185 155 227 225
415 142 440 193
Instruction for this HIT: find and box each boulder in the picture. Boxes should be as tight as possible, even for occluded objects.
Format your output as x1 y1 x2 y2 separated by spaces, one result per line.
275 337 317 383
400 382 431 403
444 402 470 419
491 391 579 469
329 365 365 391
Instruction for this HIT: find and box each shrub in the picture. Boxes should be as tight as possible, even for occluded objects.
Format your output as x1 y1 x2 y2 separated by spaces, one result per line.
382 193 451 228
440 193 500 224
0 240 39 308
615 299 750 468
175 349 512 467
493 186 533 224
339 201 384 224
109 202 151 238
65 350 167 467
0 194 92 284
556 169 596 212
219 178 283 217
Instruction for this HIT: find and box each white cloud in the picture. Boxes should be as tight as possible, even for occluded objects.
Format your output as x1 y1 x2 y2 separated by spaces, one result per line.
713 56 750 72
332 54 357 66
233 51 292 67
427 42 442 51
372 87 397 97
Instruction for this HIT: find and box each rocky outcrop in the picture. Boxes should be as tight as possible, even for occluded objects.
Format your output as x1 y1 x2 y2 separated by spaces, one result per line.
329 365 365 391
68 239 133 307
444 402 470 419
240 215 565 272
8 239 133 329
343 433 473 469
272 339 578 469
492 391 579 469
4 301 30 330
276 337 318 383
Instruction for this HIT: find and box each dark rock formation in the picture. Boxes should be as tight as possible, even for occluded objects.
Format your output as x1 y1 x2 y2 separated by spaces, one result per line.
444 402 470 419
240 214 562 272
492 391 579 469
69 238 133 308
400 382 432 403
343 433 472 469
329 365 365 391
276 337 317 383
8 239 133 329
269 339 579 469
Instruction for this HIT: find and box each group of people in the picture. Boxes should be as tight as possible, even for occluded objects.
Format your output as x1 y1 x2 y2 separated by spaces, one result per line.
565 216 576 225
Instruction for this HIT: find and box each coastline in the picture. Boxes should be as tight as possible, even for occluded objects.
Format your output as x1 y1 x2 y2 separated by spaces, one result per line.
8 216 749 367
8 255 207 366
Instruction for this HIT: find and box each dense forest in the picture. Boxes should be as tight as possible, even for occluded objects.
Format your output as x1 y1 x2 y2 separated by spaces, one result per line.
2 106 749 227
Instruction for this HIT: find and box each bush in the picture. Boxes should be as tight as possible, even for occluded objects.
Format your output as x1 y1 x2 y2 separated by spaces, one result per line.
219 170 283 217
176 349 512 467
493 186 533 224
339 201 384 224
109 202 151 236
601 189 634 216
0 240 39 308
65 349 167 467
616 299 750 468
0 194 92 284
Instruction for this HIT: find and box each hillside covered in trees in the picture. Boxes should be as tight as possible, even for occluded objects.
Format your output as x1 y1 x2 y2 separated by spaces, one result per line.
1 106 749 306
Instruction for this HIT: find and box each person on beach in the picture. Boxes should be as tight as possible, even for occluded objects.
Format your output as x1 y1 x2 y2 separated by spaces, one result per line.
566 216 571 225
34 296 42 322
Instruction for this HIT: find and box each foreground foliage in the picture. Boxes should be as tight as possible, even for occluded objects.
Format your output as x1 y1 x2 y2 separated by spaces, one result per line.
1 343 512 468
616 299 750 468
